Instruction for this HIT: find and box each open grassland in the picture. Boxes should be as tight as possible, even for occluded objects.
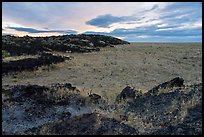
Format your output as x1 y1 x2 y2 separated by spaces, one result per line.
2 42 202 101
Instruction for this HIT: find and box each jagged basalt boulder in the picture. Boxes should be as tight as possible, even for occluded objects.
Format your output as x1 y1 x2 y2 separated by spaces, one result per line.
8 85 58 106
113 78 201 135
88 93 103 104
116 86 142 102
118 86 135 100
119 81 201 135
2 53 66 75
147 77 184 96
51 83 77 91
2 83 84 107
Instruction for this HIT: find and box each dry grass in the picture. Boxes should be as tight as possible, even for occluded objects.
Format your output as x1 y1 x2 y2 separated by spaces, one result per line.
4 42 201 104
2 43 202 135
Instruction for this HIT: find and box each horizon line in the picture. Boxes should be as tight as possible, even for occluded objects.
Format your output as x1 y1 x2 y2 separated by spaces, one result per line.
2 34 202 43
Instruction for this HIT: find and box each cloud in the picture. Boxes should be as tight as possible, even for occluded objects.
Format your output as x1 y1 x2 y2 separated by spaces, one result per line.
2 2 202 42
124 35 202 42
83 31 108 36
84 3 171 29
2 33 16 36
86 14 144 28
3 2 169 31
6 27 77 34
84 2 202 42
86 14 127 28
142 5 159 13
83 23 201 42
111 25 201 37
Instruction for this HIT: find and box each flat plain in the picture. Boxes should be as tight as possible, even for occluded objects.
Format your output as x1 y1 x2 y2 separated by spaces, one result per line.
2 42 202 101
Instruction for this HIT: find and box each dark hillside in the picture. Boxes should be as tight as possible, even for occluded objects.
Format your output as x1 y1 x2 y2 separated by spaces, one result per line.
2 34 130 56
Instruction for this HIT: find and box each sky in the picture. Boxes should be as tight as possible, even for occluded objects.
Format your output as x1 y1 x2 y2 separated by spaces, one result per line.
2 2 202 42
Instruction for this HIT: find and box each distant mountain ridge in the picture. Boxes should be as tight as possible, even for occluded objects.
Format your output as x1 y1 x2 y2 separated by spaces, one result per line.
2 34 130 56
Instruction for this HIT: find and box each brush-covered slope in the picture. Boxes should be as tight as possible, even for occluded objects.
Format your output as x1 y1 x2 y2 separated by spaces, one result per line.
2 34 130 56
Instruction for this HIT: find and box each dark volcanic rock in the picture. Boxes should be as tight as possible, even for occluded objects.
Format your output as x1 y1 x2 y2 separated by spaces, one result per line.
146 77 184 96
2 34 129 74
88 93 102 104
2 83 83 106
113 77 201 135
148 102 202 135
116 86 142 102
96 117 138 135
117 86 135 101
2 34 129 56
2 78 201 135
2 53 66 75
8 84 51 104
59 112 72 120
51 83 77 91
23 113 139 135
122 83 202 135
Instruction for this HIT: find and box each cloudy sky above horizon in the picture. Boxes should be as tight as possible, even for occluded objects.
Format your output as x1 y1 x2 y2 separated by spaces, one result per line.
2 2 202 42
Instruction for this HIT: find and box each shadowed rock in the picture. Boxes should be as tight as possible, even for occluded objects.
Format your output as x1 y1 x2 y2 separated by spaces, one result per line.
2 78 201 135
23 113 139 135
2 83 82 106
119 86 135 100
11 84 49 101
88 93 102 104
147 102 202 135
59 112 72 120
2 53 66 75
51 83 77 91
146 77 184 96
122 83 202 135
116 86 142 102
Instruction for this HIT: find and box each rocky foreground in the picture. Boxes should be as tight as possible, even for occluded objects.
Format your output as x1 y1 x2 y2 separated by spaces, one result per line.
2 77 202 135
